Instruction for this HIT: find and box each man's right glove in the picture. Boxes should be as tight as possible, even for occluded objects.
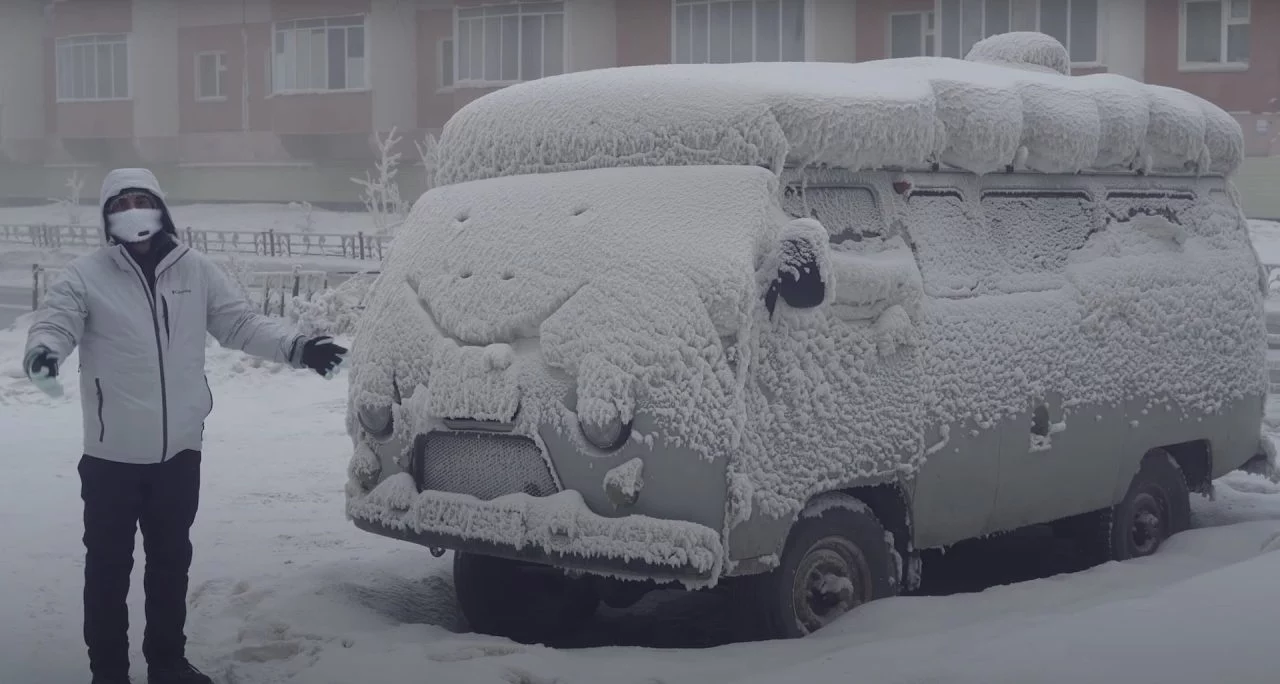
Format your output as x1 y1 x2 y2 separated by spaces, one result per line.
24 345 63 397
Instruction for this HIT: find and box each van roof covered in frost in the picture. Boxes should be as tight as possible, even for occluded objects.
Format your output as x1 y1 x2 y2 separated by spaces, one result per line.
436 32 1242 186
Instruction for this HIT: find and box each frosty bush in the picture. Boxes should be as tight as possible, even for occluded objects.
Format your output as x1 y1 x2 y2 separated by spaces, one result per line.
289 272 376 337
216 253 258 306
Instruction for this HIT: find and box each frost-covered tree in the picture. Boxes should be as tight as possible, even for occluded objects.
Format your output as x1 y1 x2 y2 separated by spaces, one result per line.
50 169 85 227
352 127 410 236
289 200 316 233
416 132 440 192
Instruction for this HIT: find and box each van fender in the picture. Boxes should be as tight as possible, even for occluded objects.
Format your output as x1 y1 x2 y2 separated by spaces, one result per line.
725 476 919 590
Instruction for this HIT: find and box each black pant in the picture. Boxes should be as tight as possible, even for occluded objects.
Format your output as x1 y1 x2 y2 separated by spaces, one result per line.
78 450 201 678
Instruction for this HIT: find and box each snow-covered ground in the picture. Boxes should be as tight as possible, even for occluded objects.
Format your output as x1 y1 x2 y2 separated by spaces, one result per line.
2 309 1280 684
1249 218 1280 267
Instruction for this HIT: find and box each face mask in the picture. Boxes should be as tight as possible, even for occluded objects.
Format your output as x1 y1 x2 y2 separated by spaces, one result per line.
107 208 162 244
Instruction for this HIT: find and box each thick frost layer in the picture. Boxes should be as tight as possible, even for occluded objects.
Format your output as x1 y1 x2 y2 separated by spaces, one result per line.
349 167 1265 531
965 32 1071 75
347 474 723 583
436 33 1241 184
346 166 771 470
602 458 644 501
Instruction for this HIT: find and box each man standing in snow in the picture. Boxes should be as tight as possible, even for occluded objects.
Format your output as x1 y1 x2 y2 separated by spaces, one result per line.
22 169 347 684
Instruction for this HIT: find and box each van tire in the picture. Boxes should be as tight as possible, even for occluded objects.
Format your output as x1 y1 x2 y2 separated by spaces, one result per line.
453 552 598 644
1074 451 1191 564
733 499 896 640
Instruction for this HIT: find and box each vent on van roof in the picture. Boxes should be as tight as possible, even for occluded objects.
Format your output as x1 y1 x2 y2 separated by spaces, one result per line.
965 32 1071 76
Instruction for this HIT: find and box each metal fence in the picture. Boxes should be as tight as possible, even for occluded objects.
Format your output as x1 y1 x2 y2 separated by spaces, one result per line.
0 223 389 261
30 263 381 318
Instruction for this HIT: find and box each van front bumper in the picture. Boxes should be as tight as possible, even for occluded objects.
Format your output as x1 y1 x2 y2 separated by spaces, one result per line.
347 473 725 586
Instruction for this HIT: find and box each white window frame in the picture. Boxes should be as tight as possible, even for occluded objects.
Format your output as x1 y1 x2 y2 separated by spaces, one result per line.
270 15 368 95
888 11 936 59
453 2 567 88
1179 0 1250 71
671 0 810 65
934 0 1102 67
54 34 130 103
438 38 455 91
195 51 228 102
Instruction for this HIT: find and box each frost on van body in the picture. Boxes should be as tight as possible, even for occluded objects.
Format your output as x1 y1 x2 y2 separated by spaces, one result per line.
603 458 644 501
344 33 1264 564
346 165 773 451
346 166 1265 547
436 33 1240 186
348 474 724 585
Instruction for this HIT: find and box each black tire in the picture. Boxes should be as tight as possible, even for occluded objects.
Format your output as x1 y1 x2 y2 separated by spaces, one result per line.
1072 450 1191 564
452 552 599 644
733 498 897 640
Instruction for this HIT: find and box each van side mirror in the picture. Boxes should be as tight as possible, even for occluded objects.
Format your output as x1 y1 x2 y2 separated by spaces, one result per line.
764 219 828 316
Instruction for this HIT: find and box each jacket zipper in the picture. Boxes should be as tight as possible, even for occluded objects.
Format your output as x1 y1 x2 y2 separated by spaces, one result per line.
122 250 174 463
95 378 105 442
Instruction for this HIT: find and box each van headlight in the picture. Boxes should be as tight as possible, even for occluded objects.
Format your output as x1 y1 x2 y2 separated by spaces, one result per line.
580 411 632 451
358 403 394 441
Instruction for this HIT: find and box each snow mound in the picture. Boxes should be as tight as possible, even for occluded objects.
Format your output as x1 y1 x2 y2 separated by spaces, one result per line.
435 33 1240 184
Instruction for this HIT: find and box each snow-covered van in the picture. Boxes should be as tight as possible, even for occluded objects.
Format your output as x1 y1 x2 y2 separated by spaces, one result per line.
345 33 1271 641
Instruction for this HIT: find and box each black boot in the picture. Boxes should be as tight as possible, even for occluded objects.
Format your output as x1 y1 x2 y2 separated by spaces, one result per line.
90 675 133 684
147 659 212 684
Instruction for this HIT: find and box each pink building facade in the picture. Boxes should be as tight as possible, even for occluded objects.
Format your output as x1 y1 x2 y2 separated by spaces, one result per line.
0 0 1269 199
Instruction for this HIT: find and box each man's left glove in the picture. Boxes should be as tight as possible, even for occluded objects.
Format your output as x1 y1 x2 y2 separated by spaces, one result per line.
300 336 348 378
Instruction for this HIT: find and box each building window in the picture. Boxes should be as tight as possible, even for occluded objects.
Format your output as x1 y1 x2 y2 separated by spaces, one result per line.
439 38 455 89
272 15 366 94
672 0 807 64
196 52 227 101
937 0 1099 65
1182 0 1249 67
55 34 129 102
455 2 565 86
890 12 936 58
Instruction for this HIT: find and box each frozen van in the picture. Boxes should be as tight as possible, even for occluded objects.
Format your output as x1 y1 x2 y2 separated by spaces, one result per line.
344 33 1272 642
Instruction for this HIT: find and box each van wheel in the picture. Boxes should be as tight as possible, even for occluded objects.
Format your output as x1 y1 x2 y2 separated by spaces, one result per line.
1073 451 1191 563
734 498 896 640
453 552 598 644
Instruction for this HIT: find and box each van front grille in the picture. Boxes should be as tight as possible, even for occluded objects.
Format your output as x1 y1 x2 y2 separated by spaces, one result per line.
415 431 559 501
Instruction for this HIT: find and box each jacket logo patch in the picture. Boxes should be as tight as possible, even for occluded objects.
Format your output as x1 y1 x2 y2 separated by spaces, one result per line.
170 288 192 295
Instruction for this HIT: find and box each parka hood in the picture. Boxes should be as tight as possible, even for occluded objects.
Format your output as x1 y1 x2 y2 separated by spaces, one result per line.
99 168 179 243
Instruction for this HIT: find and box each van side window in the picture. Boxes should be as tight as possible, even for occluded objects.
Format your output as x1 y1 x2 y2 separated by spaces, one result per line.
902 189 1011 298
980 190 1098 275
1104 191 1195 227
781 185 883 244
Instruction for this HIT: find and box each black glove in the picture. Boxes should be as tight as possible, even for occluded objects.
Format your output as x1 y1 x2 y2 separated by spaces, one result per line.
300 336 348 377
25 345 59 380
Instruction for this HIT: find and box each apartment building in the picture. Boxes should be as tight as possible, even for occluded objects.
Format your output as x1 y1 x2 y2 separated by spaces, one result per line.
0 0 1270 202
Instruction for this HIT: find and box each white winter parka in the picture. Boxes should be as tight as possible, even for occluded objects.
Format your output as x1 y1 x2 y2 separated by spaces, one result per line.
26 224 306 465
